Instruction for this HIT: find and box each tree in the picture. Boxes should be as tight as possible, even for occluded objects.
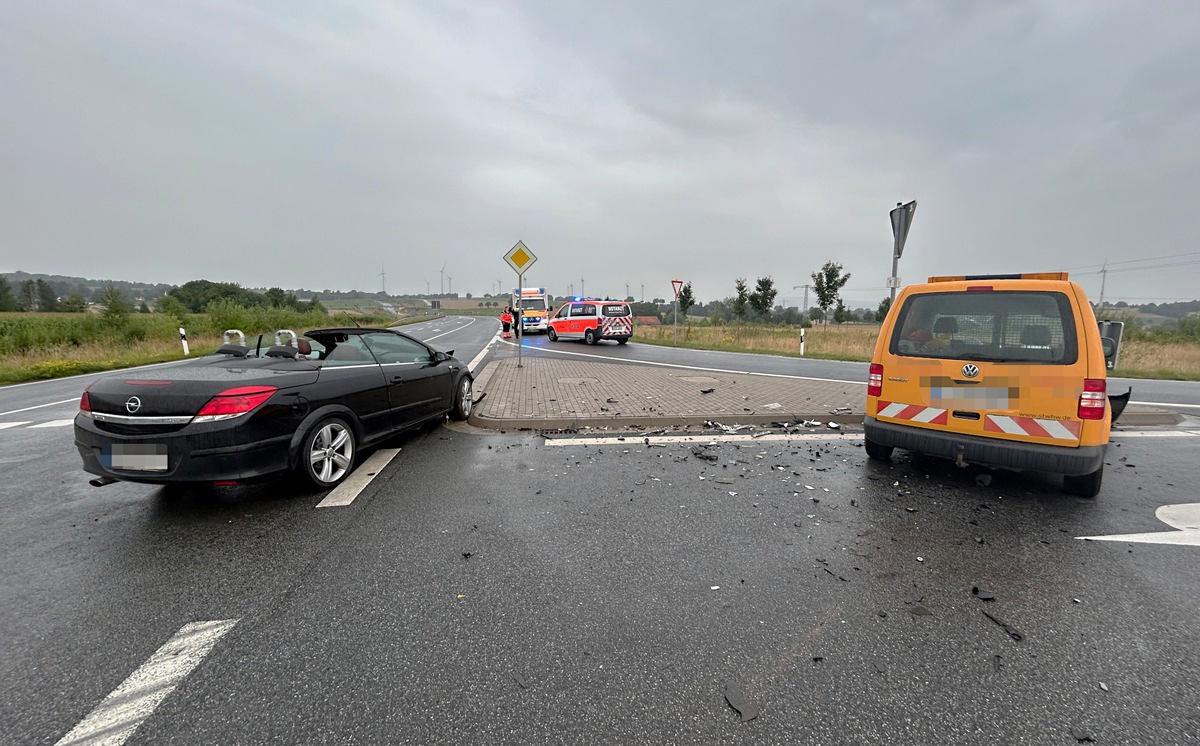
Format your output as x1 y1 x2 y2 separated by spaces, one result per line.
0 277 16 312
747 276 777 319
17 279 37 311
733 278 749 322
154 294 188 319
264 287 288 307
61 293 88 313
100 283 132 322
138 300 151 313
677 282 695 318
811 261 851 329
833 299 850 324
36 279 59 311
875 296 892 322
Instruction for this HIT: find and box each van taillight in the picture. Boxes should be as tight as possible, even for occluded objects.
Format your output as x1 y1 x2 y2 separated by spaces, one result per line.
868 364 883 397
1078 378 1106 420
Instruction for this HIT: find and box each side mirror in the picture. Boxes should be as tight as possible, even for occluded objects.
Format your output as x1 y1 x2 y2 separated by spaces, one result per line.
432 351 449 364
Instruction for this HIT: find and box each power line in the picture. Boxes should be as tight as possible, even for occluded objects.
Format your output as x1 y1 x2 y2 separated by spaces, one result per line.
1062 250 1200 272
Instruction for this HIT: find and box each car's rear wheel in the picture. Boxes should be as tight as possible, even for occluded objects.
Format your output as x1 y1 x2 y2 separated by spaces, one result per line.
864 436 894 461
300 417 355 489
584 328 597 345
450 376 473 421
547 328 558 341
1063 467 1103 498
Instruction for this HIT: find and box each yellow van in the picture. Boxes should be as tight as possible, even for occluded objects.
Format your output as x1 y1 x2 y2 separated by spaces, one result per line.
864 272 1126 497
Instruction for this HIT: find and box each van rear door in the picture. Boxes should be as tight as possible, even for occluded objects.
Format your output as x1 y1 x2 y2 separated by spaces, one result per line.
877 287 1087 447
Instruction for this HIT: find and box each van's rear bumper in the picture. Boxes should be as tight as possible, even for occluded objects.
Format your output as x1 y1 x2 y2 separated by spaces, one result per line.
864 416 1105 476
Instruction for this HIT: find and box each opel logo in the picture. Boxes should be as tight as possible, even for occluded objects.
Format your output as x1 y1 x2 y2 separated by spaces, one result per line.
125 396 142 414
961 364 980 379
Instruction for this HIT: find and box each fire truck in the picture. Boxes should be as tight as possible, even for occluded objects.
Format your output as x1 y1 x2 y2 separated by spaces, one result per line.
510 287 551 334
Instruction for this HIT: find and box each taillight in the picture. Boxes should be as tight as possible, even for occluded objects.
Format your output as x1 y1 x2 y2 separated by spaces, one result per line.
194 386 277 423
868 363 883 398
1078 378 1106 420
79 390 93 417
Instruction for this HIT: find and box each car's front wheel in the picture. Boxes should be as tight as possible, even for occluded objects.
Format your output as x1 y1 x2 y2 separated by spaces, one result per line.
450 376 473 421
547 328 558 341
584 328 597 345
300 417 355 489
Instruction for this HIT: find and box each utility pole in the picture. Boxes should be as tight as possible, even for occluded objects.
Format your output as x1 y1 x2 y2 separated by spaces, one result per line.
1098 261 1108 307
640 284 644 303
625 283 629 300
379 264 386 295
425 280 430 295
581 276 585 298
792 284 811 318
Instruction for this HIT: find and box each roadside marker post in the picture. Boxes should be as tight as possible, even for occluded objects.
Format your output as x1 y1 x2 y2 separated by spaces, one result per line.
179 327 189 356
671 279 684 346
800 327 805 357
504 241 538 368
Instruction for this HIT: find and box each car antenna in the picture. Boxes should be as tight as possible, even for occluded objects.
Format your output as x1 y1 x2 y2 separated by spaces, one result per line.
255 334 263 357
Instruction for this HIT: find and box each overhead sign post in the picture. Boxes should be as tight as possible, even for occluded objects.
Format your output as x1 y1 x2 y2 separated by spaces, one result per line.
888 200 917 304
671 280 684 346
504 240 538 368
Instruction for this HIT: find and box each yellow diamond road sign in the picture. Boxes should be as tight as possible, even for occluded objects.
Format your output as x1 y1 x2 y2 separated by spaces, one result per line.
504 240 537 273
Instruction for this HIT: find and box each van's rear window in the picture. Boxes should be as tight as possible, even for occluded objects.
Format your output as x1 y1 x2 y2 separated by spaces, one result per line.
603 305 630 317
889 291 1078 364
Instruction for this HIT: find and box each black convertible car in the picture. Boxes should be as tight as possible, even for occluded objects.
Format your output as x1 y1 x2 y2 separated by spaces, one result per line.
74 328 474 489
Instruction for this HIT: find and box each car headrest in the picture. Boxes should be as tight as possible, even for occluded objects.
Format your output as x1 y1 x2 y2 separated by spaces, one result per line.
932 316 958 334
1021 325 1051 346
297 339 312 355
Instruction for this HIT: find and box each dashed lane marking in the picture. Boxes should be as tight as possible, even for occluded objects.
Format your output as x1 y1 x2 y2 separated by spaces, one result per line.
54 619 239 746
316 448 402 508
0 397 78 417
29 419 75 428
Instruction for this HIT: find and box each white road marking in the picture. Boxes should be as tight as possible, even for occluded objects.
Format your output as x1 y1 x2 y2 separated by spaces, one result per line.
424 316 477 342
0 398 78 417
316 448 401 508
546 432 862 447
468 330 501 374
1110 430 1200 438
495 337 864 385
54 619 238 746
1077 503 1200 547
0 421 31 430
30 419 75 428
1138 400 1200 410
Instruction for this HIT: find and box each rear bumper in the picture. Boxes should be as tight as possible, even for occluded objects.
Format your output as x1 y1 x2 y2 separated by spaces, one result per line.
864 416 1106 476
74 414 293 484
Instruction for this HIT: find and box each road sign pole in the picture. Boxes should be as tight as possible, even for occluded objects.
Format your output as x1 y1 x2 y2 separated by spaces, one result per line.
889 200 917 304
674 298 678 346
517 271 523 368
890 253 900 305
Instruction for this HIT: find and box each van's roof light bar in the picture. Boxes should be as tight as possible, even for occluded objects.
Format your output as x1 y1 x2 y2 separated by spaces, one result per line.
928 272 1069 283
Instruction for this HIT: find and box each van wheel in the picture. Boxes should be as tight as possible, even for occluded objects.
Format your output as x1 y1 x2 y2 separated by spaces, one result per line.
617 337 628 345
864 436 893 461
1064 467 1103 498
547 328 558 341
584 328 598 345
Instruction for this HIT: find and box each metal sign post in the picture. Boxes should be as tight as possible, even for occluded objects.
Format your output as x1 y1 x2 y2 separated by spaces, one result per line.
503 241 538 369
671 280 684 346
889 200 917 303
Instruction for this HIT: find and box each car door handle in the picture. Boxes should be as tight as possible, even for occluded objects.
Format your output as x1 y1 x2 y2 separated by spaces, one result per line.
391 376 404 383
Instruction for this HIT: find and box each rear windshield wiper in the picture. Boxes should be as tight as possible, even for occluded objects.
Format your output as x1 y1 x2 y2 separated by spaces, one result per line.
950 352 1016 362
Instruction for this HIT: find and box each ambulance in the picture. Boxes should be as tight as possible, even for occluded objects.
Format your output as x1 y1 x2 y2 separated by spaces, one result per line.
547 299 634 345
510 287 551 334
864 272 1128 498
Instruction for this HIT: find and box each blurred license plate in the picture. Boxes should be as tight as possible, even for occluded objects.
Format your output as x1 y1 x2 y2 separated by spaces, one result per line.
109 444 168 471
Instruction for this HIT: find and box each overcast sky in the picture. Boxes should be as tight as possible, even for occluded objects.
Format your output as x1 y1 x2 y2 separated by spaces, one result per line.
3 1 1199 307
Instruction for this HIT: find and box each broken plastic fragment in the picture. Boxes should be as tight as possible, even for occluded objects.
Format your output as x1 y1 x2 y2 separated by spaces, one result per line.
971 586 996 601
723 682 759 722
1099 682 1109 692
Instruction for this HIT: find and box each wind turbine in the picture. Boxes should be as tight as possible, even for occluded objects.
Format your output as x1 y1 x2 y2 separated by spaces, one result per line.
439 263 447 295
378 264 386 295
447 275 453 295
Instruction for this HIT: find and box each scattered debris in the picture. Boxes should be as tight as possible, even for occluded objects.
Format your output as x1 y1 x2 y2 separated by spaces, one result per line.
605 397 618 403
1069 726 1095 742
710 586 721 591
916 556 925 563
831 407 853 415
975 474 993 487
981 610 1024 641
873 660 887 674
910 605 933 616
812 656 824 664
827 422 841 429
1099 682 1109 692
1073 598 1082 604
972 586 996 601
700 388 715 394
462 552 473 560
513 672 529 689
692 448 719 463
723 682 759 722
993 654 1002 673
764 402 782 410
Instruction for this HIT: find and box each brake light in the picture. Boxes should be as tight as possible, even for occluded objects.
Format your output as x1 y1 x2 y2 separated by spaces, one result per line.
79 390 93 415
194 386 277 422
965 286 993 292
868 363 883 397
1078 378 1106 420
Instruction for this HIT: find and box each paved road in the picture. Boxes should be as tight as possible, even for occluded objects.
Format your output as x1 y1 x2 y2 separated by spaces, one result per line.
3 318 1198 744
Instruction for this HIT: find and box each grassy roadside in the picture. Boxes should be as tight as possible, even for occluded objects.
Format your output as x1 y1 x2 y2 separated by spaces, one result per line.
632 323 1200 381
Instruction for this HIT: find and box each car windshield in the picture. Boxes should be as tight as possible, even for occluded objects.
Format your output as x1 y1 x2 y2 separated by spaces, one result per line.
890 291 1078 364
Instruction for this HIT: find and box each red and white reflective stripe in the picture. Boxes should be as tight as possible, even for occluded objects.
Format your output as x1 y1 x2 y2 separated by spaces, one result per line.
984 415 1080 441
602 317 632 335
876 401 948 424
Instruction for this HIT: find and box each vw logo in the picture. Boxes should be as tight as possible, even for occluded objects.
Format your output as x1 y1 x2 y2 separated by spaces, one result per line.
125 396 142 414
961 364 980 379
